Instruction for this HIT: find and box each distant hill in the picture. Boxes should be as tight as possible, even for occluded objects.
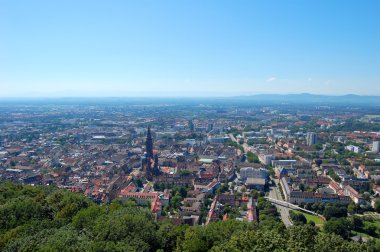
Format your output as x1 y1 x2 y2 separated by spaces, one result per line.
233 93 380 104
0 93 379 106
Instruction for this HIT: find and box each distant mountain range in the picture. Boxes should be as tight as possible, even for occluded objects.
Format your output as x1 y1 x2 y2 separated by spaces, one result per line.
1 93 379 105
232 93 380 104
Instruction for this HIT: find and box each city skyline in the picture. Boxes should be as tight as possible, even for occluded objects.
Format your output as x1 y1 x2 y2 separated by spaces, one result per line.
2 1 380 248
1 1 379 97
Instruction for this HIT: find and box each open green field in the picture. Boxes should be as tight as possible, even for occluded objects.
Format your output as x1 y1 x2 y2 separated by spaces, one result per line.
291 210 325 226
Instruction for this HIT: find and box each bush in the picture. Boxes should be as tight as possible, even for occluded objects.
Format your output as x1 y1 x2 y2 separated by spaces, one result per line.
290 211 307 225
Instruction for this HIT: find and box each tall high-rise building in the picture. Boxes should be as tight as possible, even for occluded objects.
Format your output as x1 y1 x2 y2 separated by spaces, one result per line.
306 132 317 146
373 141 380 153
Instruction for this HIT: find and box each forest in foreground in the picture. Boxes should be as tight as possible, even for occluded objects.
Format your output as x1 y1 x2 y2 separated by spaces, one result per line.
0 182 378 252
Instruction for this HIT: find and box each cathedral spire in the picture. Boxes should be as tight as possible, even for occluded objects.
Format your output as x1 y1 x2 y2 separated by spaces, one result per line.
146 126 154 159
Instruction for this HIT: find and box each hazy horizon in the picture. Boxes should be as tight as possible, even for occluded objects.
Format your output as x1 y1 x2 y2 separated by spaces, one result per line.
2 91 380 99
1 1 379 97
1 93 380 100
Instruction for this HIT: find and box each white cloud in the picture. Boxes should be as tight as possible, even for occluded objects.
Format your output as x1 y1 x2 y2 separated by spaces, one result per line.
266 77 276 82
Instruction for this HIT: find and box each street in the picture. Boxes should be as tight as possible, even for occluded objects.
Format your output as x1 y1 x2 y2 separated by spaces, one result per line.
228 132 293 227
268 178 293 227
228 133 250 153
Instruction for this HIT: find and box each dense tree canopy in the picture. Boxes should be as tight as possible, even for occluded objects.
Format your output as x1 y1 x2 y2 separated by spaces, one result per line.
0 182 378 251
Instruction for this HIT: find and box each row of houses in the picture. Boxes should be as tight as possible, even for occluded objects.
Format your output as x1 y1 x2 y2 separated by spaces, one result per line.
280 177 351 204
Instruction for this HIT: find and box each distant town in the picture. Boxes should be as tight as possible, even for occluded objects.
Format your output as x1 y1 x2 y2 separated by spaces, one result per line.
1 97 380 242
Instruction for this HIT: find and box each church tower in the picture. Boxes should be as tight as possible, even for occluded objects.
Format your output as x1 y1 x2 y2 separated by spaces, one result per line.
146 126 154 159
142 126 158 181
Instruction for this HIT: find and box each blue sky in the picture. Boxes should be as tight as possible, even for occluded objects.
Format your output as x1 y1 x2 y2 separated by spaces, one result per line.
0 0 379 97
